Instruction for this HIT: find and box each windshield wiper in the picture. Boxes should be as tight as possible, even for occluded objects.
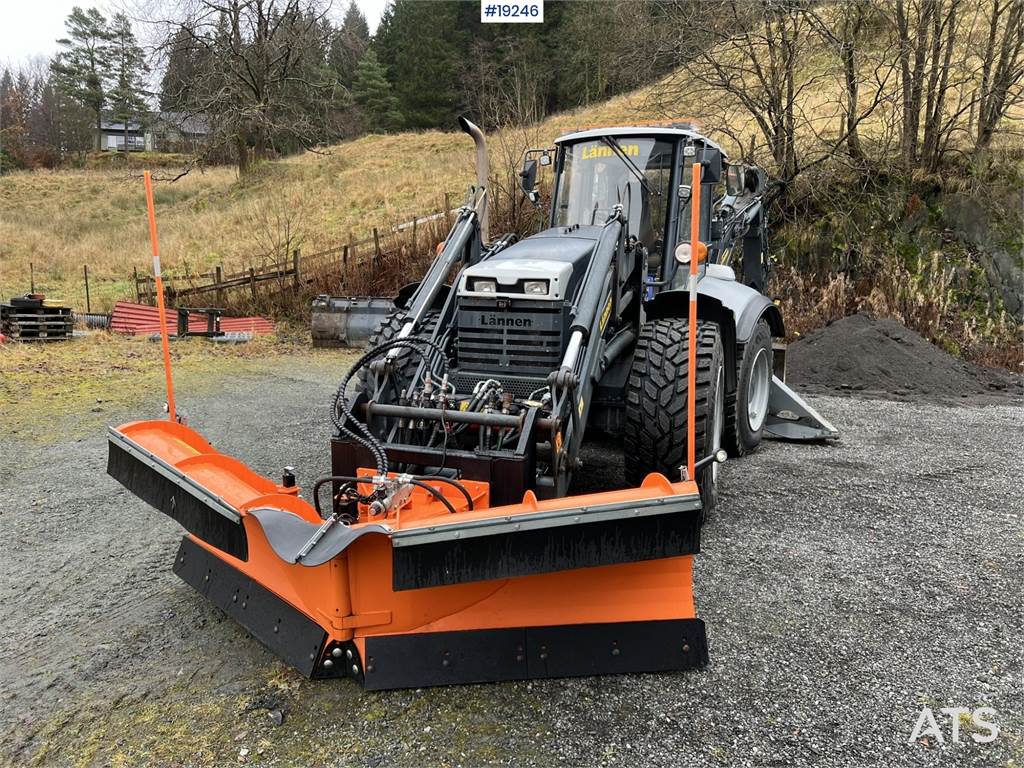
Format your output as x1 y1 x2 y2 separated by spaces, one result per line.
601 136 660 198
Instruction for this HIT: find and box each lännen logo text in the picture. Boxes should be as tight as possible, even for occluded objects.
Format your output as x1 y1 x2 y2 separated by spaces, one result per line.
479 314 532 328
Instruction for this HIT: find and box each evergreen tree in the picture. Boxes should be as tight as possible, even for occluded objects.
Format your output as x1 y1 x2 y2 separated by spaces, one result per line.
28 73 64 166
383 0 462 129
0 69 21 171
107 13 149 153
159 26 207 112
330 1 370 88
275 7 346 153
51 6 112 150
374 2 397 77
352 49 402 132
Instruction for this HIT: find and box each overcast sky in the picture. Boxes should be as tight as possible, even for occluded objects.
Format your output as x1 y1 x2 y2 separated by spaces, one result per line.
0 0 390 69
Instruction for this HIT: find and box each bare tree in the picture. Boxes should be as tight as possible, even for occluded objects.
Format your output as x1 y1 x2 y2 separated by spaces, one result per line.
644 1 811 179
885 0 1022 169
976 0 1024 154
465 37 546 129
644 1 896 182
892 0 937 165
807 1 874 161
920 0 959 165
151 0 340 175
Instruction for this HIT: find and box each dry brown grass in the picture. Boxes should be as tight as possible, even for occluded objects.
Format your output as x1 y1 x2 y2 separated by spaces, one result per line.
0 328 358 441
0 92 670 311
0 136 459 308
774 260 1022 371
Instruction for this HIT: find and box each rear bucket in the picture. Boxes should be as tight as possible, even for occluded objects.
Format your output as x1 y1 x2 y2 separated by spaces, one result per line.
108 420 708 689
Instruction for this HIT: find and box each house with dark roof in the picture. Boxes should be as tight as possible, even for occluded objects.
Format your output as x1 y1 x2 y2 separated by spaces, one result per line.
99 120 151 151
154 112 211 152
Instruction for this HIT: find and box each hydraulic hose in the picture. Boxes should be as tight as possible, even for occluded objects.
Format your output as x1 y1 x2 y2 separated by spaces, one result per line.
312 475 375 518
406 478 458 515
413 474 474 511
331 337 450 476
312 474 469 517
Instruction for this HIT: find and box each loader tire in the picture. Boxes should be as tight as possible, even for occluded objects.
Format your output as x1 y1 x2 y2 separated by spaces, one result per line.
358 309 439 396
624 319 725 521
724 320 772 457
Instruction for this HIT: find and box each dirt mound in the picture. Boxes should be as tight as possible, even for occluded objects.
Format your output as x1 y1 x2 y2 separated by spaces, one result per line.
786 313 1022 403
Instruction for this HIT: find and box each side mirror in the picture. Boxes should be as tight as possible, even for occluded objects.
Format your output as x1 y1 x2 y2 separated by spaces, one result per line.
520 158 538 197
699 147 722 183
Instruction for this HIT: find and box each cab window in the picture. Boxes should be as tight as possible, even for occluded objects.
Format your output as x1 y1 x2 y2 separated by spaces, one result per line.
554 138 674 254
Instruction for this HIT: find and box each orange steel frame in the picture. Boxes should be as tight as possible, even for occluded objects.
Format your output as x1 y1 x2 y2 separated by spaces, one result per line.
687 161 702 480
144 170 176 422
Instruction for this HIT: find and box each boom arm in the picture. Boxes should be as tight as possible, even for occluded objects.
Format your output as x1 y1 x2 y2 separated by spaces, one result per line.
546 210 625 487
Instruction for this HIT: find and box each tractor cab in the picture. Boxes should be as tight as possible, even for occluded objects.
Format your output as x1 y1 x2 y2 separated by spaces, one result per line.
522 124 736 296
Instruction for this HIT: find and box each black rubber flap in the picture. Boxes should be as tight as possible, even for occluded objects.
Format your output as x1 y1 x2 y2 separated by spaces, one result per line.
173 536 328 677
247 507 390 566
362 618 707 690
107 439 248 560
391 510 700 590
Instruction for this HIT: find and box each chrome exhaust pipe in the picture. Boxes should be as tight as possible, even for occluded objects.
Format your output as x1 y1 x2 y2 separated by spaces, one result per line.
458 116 489 244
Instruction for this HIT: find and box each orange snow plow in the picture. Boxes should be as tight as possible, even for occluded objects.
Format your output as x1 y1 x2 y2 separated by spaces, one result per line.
108 419 706 689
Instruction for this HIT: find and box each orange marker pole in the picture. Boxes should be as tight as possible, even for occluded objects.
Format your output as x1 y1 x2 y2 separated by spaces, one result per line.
687 162 702 481
143 170 176 422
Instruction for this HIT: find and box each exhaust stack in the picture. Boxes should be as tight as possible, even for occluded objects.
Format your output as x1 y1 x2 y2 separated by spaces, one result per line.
458 116 489 243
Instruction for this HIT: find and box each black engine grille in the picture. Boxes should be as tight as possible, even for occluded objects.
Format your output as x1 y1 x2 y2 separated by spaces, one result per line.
452 372 549 399
455 301 565 377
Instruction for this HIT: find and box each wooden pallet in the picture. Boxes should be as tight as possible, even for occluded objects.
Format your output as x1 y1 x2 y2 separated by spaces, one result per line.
1 304 74 342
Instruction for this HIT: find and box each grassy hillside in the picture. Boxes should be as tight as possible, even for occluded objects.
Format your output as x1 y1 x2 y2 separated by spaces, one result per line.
0 35 1019 367
0 30 1013 298
0 86 677 308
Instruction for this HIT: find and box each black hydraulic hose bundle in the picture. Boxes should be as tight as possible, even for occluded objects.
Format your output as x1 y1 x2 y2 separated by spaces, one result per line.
330 336 450 476
312 475 375 518
328 334 476 516
312 474 469 519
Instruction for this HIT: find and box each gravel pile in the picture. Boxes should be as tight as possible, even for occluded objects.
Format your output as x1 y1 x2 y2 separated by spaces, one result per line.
786 313 1021 403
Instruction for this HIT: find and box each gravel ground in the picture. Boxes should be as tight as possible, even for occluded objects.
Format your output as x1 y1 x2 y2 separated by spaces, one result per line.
0 353 1021 767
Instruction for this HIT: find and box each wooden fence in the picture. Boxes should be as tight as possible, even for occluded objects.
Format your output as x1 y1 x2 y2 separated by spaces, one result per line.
132 198 456 307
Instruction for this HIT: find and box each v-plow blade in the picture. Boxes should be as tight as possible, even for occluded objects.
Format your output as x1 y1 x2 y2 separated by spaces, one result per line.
108 420 707 690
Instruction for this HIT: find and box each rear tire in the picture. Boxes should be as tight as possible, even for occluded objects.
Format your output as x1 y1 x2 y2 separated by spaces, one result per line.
724 320 772 457
624 319 725 521
358 309 439 396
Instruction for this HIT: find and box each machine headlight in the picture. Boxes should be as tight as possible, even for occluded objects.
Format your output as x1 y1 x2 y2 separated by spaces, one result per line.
675 241 708 265
523 280 549 296
471 279 497 293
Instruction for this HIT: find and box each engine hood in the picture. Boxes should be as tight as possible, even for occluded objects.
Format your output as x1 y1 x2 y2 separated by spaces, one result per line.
489 226 602 266
458 226 601 300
